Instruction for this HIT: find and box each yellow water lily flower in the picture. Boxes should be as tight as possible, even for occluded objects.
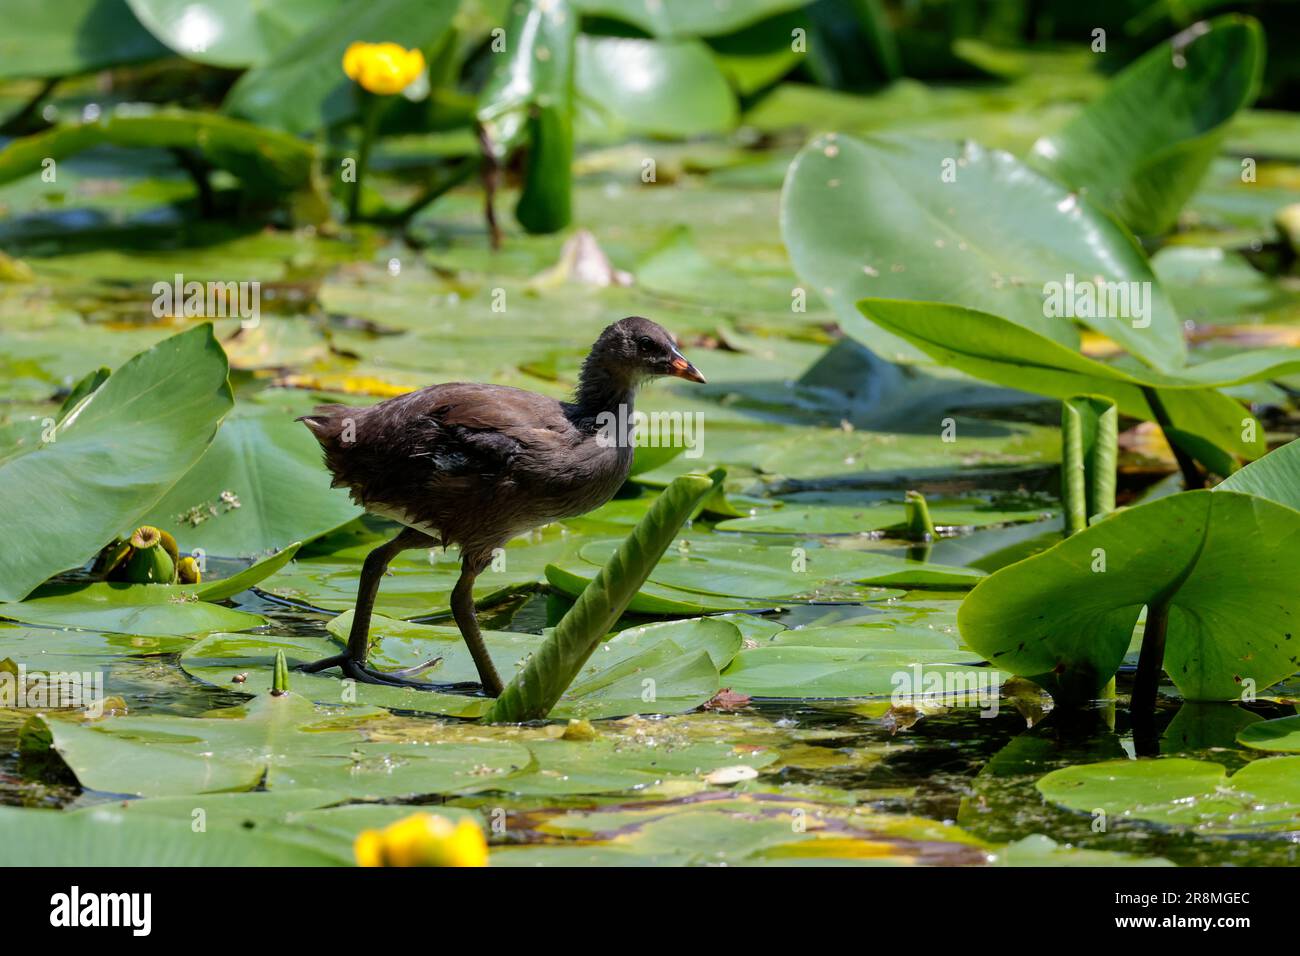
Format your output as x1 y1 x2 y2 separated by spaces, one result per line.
342 41 425 95
354 813 488 867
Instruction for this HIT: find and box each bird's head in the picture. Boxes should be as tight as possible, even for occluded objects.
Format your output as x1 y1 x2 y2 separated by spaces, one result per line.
591 316 706 384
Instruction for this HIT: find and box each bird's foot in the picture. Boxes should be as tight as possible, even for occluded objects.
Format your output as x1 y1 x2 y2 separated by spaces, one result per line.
299 653 481 692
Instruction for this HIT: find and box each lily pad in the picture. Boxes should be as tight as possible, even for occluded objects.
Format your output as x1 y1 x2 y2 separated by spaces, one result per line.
1037 756 1300 834
21 692 531 798
0 806 340 866
714 501 1054 535
1237 715 1300 753
0 582 265 637
577 537 983 596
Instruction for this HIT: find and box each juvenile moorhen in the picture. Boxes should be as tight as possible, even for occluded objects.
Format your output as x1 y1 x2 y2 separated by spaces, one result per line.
298 316 705 696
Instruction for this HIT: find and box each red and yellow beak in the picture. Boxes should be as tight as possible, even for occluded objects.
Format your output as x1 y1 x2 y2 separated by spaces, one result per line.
668 347 706 383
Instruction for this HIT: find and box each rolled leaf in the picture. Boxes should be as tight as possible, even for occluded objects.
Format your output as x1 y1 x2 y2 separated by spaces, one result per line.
483 474 715 722
1061 395 1117 535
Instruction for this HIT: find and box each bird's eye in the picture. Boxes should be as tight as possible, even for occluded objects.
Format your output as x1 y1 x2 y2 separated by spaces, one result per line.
636 335 655 350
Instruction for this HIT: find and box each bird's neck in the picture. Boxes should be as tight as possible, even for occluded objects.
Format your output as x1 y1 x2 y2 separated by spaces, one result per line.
570 359 637 431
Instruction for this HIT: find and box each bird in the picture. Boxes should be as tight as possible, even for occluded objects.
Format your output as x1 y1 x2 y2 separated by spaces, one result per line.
297 316 706 696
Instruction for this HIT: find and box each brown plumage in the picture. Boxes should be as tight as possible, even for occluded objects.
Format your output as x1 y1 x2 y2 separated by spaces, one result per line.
297 316 705 695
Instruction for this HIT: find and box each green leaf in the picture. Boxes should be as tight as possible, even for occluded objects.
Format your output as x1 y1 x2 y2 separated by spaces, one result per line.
0 107 319 198
223 0 457 134
0 806 341 866
0 325 232 603
857 298 1281 462
717 616 984 699
484 474 715 722
1 582 265 636
22 692 530 798
1237 715 1300 753
0 0 167 80
180 631 492 717
141 402 361 557
781 134 1185 369
1030 16 1264 235
572 0 806 38
125 0 349 68
576 35 737 139
315 612 737 719
193 541 302 602
544 562 786 612
1061 395 1117 534
1037 756 1300 833
714 501 1054 535
1217 437 1300 511
958 490 1300 703
577 537 984 595
477 0 575 234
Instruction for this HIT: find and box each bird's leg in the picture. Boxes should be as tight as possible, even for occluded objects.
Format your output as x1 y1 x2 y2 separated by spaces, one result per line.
452 556 505 697
301 526 468 689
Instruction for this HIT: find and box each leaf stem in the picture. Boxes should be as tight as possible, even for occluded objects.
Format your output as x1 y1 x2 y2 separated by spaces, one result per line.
349 91 380 222
1131 596 1170 719
1140 386 1204 490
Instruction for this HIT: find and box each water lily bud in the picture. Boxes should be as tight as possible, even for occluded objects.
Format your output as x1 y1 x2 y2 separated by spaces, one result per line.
354 813 488 867
342 42 426 95
271 650 290 696
122 526 176 584
903 490 935 542
176 555 202 584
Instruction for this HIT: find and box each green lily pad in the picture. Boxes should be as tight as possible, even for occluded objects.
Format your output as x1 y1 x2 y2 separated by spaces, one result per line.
0 324 233 602
494 738 777 796
1237 715 1300 752
180 632 493 718
958 490 1300 703
578 537 983 596
0 806 340 866
544 563 783 613
21 692 531 798
721 640 988 699
714 501 1054 535
0 582 265 636
1037 756 1300 834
